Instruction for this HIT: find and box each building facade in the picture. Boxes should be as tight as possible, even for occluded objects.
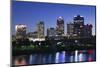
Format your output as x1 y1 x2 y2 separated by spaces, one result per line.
73 15 84 37
37 21 44 38
67 23 74 36
47 27 56 37
27 31 38 38
84 24 93 37
15 24 27 39
56 16 64 36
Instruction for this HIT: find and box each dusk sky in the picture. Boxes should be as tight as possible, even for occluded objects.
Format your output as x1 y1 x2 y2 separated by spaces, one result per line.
12 1 96 35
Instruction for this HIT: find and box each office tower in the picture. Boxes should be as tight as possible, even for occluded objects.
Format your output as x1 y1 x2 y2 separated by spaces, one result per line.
15 24 27 39
73 15 84 37
47 27 56 37
67 23 74 36
37 21 44 38
74 15 84 25
56 16 64 36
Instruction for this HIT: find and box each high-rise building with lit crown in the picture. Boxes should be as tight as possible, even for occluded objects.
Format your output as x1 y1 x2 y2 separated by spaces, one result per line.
56 16 64 36
15 24 27 39
37 21 44 38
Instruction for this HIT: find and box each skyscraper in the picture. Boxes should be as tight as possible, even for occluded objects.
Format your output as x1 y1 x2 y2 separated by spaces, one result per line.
73 15 84 37
15 24 27 39
56 16 64 36
37 21 44 38
67 23 74 36
74 15 84 25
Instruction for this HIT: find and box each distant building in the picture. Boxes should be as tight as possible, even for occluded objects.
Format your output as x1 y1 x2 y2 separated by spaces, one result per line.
15 24 27 39
27 31 46 42
84 24 93 37
67 23 74 36
66 15 93 38
37 21 44 38
73 15 84 37
74 15 84 25
56 16 64 36
27 31 38 38
47 27 56 37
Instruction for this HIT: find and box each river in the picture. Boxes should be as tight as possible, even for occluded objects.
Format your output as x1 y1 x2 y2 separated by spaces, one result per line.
13 49 96 66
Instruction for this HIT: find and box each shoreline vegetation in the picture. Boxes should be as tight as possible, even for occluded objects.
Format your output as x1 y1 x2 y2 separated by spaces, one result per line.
12 36 96 56
13 45 96 56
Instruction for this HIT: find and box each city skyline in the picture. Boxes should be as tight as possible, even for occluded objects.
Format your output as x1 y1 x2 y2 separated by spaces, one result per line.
12 1 96 35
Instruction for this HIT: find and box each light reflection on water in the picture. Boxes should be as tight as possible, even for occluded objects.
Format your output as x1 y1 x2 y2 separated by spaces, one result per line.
13 50 96 65
75 50 78 62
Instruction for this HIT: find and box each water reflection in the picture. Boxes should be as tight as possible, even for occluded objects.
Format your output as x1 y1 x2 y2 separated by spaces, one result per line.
75 50 78 62
13 50 96 65
14 56 27 66
70 55 74 62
